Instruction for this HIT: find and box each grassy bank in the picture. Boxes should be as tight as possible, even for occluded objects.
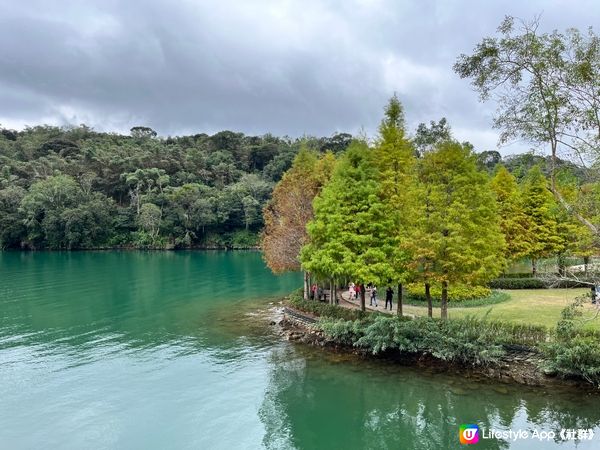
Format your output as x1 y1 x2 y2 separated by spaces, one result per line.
402 289 600 331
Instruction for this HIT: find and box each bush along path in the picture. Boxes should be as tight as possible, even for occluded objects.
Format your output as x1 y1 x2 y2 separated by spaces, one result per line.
283 291 600 390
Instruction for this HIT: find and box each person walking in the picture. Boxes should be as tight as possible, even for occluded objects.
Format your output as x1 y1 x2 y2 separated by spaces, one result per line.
385 286 393 311
355 284 361 301
311 284 317 300
348 282 355 300
370 285 378 307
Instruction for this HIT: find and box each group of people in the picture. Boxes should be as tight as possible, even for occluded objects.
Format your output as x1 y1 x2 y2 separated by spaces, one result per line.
348 283 395 311
309 281 396 311
347 282 361 300
310 284 325 301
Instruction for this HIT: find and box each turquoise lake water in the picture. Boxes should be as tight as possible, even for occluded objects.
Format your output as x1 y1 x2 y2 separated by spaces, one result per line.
1 251 599 449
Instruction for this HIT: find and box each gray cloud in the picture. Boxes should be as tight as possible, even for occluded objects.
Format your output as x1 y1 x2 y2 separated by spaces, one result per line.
0 0 597 153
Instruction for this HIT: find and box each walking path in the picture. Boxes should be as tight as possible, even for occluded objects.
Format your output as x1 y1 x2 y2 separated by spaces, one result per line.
338 289 414 317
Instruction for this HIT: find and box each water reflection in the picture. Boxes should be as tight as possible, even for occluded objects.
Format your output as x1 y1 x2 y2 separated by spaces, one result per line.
260 345 600 450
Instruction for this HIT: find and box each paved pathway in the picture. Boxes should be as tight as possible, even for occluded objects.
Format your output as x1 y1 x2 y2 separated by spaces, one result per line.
339 289 414 317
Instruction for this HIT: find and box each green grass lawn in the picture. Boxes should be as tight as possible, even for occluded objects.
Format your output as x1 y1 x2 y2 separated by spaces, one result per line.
402 289 600 331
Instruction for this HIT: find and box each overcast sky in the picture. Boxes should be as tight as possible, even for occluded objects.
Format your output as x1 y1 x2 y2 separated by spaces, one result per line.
0 0 597 153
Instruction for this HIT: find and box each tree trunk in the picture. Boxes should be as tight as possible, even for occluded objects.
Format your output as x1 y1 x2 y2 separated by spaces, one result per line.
360 284 366 312
136 187 140 215
441 281 448 320
425 283 432 318
329 280 334 305
532 259 537 276
333 281 337 305
331 280 335 305
584 256 590 274
397 283 403 317
303 271 309 300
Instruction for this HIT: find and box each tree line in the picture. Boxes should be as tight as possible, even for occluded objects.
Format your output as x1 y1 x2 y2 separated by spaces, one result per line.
2 122 579 252
0 125 352 249
262 96 597 318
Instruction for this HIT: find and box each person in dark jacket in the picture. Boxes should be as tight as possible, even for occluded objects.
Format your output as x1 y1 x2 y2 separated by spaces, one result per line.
370 286 378 307
385 286 394 311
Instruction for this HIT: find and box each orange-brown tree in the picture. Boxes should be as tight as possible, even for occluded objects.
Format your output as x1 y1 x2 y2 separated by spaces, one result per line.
261 147 335 298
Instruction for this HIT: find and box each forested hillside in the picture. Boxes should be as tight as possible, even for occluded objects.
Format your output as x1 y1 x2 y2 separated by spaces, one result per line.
0 125 352 249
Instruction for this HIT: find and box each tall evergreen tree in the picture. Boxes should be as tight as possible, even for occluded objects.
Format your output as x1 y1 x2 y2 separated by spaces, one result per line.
404 141 506 319
520 166 562 274
490 166 532 263
301 141 396 311
374 95 419 316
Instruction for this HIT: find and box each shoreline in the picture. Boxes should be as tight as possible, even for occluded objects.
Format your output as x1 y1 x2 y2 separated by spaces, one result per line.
0 246 261 252
277 305 599 393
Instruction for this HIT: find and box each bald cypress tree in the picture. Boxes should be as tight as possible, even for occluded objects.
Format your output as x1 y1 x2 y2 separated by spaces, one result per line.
301 141 396 311
374 95 419 316
261 147 335 297
405 141 505 319
490 166 532 263
520 166 562 275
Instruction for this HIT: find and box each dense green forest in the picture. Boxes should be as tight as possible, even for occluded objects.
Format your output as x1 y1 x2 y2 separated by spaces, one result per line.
0 123 591 250
0 125 353 249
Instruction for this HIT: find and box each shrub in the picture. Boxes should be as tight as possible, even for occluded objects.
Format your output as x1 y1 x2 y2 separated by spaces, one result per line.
472 320 548 346
550 279 595 288
286 291 367 321
319 315 547 366
230 230 259 248
317 318 366 345
404 290 510 308
540 295 600 386
498 272 534 279
202 230 259 249
406 283 491 302
130 231 170 249
106 232 133 247
489 277 594 289
488 277 547 289
202 232 228 248
543 335 600 386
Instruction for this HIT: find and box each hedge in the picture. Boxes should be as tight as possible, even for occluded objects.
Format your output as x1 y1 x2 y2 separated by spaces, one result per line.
405 283 491 302
489 277 594 289
498 272 534 279
286 291 367 321
489 278 547 289
404 290 510 308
